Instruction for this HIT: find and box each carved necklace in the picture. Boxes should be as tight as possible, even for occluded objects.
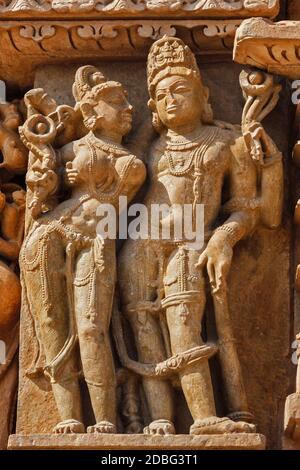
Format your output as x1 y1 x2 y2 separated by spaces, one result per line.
165 126 211 151
165 127 219 177
164 127 220 230
86 131 128 157
85 133 135 203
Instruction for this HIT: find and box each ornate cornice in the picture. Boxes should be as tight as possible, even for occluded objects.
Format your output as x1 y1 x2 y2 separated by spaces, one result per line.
0 18 243 88
234 18 300 79
0 2 281 88
0 0 280 18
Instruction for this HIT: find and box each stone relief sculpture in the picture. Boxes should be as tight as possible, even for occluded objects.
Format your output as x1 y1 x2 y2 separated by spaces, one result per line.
0 0 296 451
19 66 146 434
0 100 27 449
117 37 283 435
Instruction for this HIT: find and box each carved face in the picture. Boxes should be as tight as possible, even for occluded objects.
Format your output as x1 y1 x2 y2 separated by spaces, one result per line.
154 75 203 130
93 87 133 139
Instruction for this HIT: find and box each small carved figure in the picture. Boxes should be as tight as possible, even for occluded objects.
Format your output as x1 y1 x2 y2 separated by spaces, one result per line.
0 101 28 176
0 98 27 449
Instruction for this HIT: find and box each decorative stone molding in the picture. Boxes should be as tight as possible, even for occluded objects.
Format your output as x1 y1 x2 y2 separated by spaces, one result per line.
233 14 300 448
0 19 242 88
0 0 280 19
234 18 300 79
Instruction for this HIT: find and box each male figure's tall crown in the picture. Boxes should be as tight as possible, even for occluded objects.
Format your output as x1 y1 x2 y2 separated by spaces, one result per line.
147 36 200 96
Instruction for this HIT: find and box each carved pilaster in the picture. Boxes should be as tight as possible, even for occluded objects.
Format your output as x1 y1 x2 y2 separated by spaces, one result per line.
234 15 300 449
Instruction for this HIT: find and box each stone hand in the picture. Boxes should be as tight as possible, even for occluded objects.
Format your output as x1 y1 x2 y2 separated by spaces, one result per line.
195 232 233 292
244 121 278 166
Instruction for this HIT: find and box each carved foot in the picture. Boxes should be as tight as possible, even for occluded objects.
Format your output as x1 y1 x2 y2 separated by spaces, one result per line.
143 419 175 435
190 416 256 435
284 393 300 440
87 421 116 434
53 419 85 434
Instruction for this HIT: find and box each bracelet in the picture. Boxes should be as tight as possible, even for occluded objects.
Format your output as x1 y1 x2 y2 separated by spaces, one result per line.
214 225 241 245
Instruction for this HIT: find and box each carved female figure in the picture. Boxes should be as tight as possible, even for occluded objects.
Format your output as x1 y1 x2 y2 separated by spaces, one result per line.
20 66 145 434
118 37 283 435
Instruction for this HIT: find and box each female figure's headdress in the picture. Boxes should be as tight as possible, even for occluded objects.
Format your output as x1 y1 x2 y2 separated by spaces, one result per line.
72 65 123 107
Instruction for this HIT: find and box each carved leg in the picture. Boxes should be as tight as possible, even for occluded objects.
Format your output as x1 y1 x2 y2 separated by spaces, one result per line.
164 247 215 419
118 240 175 434
128 311 175 435
22 230 83 432
74 244 117 433
164 247 255 435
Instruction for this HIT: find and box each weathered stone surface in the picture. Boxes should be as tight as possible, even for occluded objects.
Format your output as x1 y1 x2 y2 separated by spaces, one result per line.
8 433 266 450
234 18 300 79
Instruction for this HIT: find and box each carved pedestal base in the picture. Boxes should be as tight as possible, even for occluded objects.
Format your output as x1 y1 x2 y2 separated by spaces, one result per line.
8 434 266 450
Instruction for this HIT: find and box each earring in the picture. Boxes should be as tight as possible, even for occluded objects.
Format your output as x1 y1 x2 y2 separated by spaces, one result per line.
152 112 164 133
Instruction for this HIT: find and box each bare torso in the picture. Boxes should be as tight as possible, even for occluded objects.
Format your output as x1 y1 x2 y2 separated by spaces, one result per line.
144 125 235 238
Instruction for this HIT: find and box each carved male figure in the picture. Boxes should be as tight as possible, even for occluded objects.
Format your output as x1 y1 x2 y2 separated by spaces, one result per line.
118 37 283 435
20 66 145 434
